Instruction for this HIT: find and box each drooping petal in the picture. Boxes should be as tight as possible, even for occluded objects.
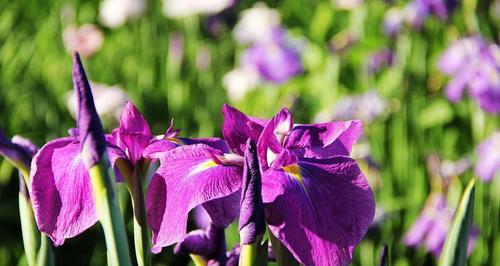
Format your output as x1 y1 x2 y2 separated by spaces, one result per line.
30 137 97 246
73 52 106 169
222 104 268 155
146 144 242 252
117 102 152 164
286 120 362 158
262 156 375 266
202 192 240 228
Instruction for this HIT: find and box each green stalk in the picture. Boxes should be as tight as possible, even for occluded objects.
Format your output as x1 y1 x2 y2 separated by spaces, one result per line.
130 170 150 266
116 159 151 266
36 235 54 266
18 186 39 266
89 157 132 266
240 237 267 266
189 254 207 266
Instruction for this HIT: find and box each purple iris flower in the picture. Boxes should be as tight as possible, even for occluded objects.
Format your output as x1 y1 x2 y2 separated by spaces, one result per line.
474 132 500 182
242 28 302 84
404 193 478 257
439 36 500 114
29 53 126 245
146 104 375 265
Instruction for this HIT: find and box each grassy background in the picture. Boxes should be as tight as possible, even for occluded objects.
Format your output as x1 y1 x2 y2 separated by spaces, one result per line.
0 0 498 265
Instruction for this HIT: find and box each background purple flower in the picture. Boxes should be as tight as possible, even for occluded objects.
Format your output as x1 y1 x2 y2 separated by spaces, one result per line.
439 36 500 114
242 28 302 84
404 193 478 257
474 132 500 182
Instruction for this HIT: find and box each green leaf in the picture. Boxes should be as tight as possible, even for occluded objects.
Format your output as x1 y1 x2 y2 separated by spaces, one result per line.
439 179 475 266
418 99 454 129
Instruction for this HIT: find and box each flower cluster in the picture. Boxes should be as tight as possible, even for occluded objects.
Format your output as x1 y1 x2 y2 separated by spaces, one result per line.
439 36 500 114
1 54 374 265
224 3 303 101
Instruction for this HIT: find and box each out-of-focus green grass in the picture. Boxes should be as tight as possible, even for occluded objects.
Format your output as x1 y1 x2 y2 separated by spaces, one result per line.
0 0 498 265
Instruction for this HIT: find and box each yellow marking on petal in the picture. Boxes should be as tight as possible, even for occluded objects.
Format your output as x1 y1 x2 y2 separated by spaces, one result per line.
283 164 305 186
283 164 314 208
187 160 218 178
166 137 183 145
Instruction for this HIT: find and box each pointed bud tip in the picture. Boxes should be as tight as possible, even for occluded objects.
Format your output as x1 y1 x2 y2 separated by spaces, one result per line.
239 139 265 245
72 54 106 169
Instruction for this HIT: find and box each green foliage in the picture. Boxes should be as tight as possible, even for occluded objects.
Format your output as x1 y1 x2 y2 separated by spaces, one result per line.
0 0 498 265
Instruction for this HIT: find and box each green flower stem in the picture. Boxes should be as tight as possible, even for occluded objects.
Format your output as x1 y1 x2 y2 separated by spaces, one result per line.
268 230 299 266
36 234 54 266
18 185 39 266
89 157 132 266
189 254 207 266
240 236 267 266
130 169 150 266
116 159 151 266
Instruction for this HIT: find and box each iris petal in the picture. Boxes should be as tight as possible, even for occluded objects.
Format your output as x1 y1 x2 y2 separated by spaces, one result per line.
146 144 242 252
262 156 375 266
30 137 97 246
222 104 268 155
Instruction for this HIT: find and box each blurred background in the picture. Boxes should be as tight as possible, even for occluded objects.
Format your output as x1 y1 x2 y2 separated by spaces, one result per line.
0 0 498 265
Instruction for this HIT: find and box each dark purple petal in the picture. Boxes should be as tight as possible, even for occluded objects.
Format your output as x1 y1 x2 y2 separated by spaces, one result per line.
11 136 38 157
73 52 106 169
116 102 152 165
202 192 240 228
0 129 35 169
226 245 241 266
222 104 268 155
239 139 265 245
262 156 375 266
30 137 97 245
286 120 362 158
146 144 242 252
174 224 227 265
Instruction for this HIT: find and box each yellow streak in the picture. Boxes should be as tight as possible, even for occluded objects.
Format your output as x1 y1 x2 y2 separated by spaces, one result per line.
188 160 218 178
282 164 304 186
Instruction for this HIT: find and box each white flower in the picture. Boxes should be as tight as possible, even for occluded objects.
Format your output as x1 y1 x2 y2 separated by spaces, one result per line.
233 2 280 45
162 0 233 18
67 82 128 121
99 0 146 28
62 24 104 57
223 68 260 102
